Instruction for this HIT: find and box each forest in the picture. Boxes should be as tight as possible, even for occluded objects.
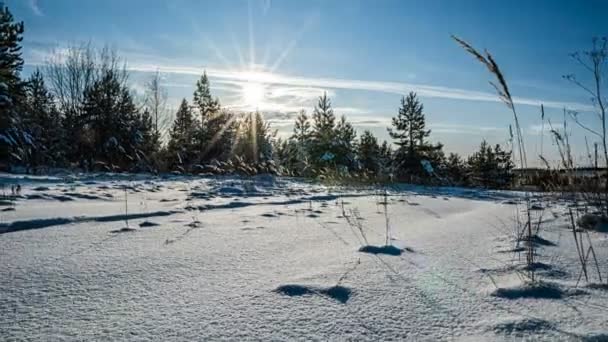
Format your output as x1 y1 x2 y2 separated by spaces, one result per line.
0 5 514 189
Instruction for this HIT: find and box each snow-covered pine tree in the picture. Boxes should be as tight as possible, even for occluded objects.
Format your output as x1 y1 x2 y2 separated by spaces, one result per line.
79 69 140 170
0 5 25 170
23 69 63 169
131 108 160 172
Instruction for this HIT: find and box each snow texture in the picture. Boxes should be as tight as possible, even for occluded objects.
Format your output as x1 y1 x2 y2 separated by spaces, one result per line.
0 172 607 341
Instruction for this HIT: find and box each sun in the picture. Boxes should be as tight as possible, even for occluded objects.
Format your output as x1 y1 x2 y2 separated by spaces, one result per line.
242 82 266 108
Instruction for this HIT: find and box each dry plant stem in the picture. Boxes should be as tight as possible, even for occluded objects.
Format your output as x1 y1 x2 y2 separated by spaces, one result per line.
452 35 537 281
124 185 129 228
569 209 588 283
526 205 534 281
383 189 389 245
584 231 603 283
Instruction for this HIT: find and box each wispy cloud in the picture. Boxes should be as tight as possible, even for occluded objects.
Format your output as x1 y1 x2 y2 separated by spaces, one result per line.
125 63 594 112
25 47 592 113
428 123 502 135
27 0 44 16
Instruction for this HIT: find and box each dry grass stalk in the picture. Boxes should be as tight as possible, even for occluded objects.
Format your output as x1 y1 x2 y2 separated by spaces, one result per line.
453 35 535 281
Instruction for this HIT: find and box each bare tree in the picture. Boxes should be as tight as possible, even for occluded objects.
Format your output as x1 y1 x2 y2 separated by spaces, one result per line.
44 42 97 117
564 37 607 169
44 42 127 115
564 37 608 214
44 42 127 166
144 70 170 142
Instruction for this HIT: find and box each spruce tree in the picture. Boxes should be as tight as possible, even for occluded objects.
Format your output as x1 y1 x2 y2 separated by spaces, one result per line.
131 108 160 171
80 69 141 170
23 69 63 168
0 5 25 169
167 98 197 170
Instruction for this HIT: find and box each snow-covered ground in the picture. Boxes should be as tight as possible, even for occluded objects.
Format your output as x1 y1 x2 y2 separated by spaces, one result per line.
1 173 607 341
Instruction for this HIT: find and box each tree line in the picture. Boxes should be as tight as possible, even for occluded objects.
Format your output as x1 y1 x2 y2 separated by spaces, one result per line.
0 5 513 188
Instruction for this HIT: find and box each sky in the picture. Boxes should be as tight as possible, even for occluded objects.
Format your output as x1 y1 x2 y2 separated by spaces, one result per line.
8 0 608 166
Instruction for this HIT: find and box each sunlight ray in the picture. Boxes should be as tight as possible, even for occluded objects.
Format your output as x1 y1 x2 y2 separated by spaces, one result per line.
247 0 256 69
201 112 238 160
251 111 258 163
189 19 234 69
204 37 234 70
270 13 318 73
261 43 272 70
230 32 246 70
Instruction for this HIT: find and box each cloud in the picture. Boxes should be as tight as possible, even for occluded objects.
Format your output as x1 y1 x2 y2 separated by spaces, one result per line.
27 0 44 16
26 45 592 113
125 63 594 112
428 123 503 135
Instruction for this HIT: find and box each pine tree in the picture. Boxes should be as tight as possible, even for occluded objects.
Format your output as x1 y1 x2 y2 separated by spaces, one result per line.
467 140 514 188
310 92 337 169
131 108 160 171
289 110 312 175
358 130 381 175
192 71 233 163
445 152 467 185
79 69 141 170
334 115 357 170
379 140 393 176
0 5 25 169
273 138 299 176
23 69 63 169
293 110 311 146
167 98 197 170
234 111 274 168
388 92 439 180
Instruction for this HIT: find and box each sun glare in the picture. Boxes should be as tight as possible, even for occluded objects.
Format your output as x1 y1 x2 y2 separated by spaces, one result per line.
242 82 266 108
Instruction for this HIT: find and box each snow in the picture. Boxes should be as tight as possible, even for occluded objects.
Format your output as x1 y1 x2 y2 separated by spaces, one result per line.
1 172 607 341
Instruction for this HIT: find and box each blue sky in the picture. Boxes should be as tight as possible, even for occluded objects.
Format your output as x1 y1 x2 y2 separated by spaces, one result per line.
9 0 608 165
